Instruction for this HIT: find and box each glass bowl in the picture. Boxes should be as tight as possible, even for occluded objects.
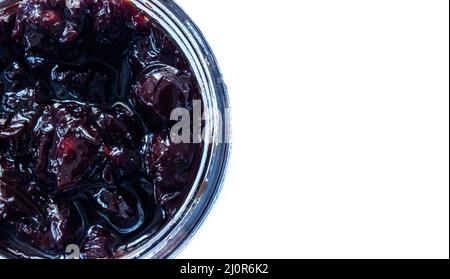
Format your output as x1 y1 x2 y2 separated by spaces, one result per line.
0 0 230 259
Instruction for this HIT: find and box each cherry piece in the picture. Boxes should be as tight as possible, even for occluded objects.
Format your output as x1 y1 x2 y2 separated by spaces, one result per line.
95 103 144 149
16 199 76 253
131 66 192 129
142 133 195 210
49 134 98 190
80 225 119 259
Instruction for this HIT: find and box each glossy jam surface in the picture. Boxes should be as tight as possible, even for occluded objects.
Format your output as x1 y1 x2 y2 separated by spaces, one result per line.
0 0 200 258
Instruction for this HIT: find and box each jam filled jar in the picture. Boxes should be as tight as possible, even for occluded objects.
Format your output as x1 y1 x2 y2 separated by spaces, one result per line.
0 0 230 259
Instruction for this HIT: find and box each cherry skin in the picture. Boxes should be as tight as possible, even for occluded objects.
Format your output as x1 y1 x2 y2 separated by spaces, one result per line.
142 132 195 213
80 225 119 259
131 66 192 129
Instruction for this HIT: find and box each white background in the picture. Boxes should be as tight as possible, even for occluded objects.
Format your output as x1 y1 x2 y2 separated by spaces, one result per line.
177 0 449 259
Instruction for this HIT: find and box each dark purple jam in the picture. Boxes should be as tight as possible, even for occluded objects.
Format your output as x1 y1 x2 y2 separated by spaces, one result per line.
0 0 201 258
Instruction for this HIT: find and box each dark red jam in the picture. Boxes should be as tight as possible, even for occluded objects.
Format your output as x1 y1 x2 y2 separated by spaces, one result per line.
0 0 201 258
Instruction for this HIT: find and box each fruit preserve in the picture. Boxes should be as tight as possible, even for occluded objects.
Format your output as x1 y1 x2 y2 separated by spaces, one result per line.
0 0 205 258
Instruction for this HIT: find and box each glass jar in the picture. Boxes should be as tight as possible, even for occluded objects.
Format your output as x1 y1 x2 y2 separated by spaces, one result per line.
0 0 230 259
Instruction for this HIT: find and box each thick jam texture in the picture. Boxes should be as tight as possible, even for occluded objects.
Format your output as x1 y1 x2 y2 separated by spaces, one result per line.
0 0 200 258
